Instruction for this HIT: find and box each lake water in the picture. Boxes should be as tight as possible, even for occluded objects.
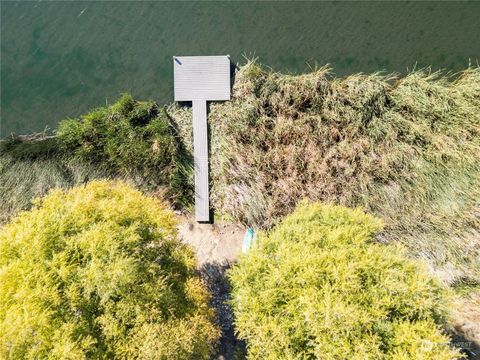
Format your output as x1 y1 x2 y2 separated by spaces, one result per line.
1 1 479 137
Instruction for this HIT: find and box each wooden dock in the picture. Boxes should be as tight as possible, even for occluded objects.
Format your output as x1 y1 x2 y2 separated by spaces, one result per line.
173 55 231 222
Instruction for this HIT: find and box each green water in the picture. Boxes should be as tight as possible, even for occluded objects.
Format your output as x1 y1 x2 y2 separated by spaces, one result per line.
1 1 479 137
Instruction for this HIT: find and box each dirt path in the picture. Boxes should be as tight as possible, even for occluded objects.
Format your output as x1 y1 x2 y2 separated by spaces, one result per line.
178 218 245 266
452 292 480 359
178 217 246 359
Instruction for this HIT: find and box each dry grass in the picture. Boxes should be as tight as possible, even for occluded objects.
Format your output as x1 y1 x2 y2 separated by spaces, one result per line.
169 61 480 286
0 135 110 224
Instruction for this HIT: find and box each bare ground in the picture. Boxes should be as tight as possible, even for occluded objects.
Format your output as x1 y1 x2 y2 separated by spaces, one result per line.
178 217 246 359
451 292 480 359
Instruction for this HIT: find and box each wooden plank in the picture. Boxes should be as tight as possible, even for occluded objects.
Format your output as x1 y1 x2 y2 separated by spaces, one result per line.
192 100 210 222
174 56 230 101
173 55 231 222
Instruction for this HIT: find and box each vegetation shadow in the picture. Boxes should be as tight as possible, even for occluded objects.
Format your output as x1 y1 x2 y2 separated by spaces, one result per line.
163 105 195 208
200 261 246 360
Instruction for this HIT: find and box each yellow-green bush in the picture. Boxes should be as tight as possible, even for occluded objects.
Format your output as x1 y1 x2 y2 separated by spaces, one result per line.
229 202 462 359
0 181 219 359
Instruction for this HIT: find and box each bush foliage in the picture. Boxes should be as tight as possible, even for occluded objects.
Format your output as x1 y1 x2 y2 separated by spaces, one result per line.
229 202 462 359
57 94 192 206
0 181 219 359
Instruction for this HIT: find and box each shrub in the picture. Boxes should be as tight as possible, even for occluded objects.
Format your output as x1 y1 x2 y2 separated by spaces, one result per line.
57 94 193 207
0 181 219 359
229 202 462 359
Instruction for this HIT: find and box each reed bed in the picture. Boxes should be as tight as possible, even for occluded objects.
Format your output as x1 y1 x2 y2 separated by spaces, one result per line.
170 62 480 285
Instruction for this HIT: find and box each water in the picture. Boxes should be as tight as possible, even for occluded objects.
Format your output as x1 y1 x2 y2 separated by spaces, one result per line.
1 1 479 137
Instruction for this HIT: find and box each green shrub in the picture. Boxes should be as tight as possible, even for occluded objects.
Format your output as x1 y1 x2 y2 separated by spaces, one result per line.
229 202 462 359
0 181 219 359
57 94 193 207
